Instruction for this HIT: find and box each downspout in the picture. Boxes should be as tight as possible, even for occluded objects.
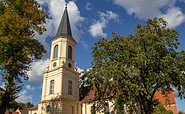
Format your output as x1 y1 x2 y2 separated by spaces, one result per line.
85 102 87 114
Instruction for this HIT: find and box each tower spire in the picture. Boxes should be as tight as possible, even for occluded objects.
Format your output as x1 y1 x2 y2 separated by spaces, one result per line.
54 4 75 42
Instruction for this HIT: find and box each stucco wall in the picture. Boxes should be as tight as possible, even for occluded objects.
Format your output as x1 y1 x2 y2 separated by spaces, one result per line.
82 100 126 114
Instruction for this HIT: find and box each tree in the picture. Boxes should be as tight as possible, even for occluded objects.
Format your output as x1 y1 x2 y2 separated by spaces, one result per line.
153 102 173 114
9 101 18 111
0 0 47 113
18 103 26 110
80 18 185 114
25 102 34 108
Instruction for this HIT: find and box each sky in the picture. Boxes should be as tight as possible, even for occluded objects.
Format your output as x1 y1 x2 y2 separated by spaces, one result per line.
0 0 185 112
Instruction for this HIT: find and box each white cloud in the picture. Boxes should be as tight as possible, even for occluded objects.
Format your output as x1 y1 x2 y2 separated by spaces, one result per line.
114 0 185 28
28 59 50 83
15 90 33 104
0 83 5 90
77 67 84 74
89 21 107 38
89 11 119 38
37 0 85 43
79 40 88 49
161 7 185 28
26 85 35 91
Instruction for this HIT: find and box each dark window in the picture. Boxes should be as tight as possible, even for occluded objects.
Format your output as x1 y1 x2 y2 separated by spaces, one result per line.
91 104 96 114
72 106 74 114
53 45 58 59
68 45 72 59
46 105 51 112
104 103 109 114
50 80 54 94
68 80 72 95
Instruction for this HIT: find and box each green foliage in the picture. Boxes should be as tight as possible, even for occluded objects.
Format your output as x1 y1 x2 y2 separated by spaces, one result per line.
0 0 48 113
153 102 173 114
18 103 26 110
9 101 18 111
25 102 34 108
80 18 185 114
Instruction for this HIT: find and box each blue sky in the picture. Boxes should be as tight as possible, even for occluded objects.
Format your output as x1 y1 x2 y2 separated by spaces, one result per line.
0 0 185 111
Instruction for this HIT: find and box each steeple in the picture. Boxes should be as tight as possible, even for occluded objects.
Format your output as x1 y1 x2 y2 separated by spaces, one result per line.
54 5 75 42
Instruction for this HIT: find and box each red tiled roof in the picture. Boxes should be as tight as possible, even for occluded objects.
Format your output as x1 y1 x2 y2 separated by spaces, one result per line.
29 105 38 110
80 83 121 102
154 88 178 114
154 88 175 104
19 109 28 114
5 110 19 114
81 86 96 102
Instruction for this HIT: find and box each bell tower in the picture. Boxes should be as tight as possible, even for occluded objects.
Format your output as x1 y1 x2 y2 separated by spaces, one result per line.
38 4 80 114
49 5 76 71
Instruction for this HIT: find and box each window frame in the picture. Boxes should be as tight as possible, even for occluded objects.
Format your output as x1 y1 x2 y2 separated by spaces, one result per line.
46 105 51 112
104 103 109 114
68 45 72 60
53 45 58 59
91 104 96 114
68 80 72 95
50 80 54 94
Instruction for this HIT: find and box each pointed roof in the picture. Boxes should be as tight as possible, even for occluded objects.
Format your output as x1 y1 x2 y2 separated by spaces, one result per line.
54 5 75 42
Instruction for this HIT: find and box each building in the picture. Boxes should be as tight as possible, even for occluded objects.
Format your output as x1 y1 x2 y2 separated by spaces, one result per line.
29 5 178 114
5 108 28 114
154 88 178 114
35 4 80 114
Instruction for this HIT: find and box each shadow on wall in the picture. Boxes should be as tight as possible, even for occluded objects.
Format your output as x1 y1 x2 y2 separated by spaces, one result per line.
41 95 63 114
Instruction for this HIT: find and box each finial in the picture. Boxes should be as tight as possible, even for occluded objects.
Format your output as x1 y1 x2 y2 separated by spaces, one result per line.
65 0 68 8
65 3 67 8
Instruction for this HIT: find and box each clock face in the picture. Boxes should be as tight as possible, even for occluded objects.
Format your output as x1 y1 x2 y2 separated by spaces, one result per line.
53 62 57 67
68 63 72 68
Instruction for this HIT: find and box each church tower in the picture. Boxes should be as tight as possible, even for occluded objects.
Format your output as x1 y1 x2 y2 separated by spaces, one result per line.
38 5 81 114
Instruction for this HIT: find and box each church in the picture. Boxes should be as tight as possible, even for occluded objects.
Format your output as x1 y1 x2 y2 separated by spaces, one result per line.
28 5 178 114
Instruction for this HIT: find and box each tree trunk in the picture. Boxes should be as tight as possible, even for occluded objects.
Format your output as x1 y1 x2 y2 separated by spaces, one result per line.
0 78 13 114
143 102 153 114
0 92 10 114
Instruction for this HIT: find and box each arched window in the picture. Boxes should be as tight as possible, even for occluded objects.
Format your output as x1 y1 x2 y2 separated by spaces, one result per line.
46 105 51 112
104 103 109 114
68 45 72 59
50 80 54 94
53 45 58 59
91 104 96 114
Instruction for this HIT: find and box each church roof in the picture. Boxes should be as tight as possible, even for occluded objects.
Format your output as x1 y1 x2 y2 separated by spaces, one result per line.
29 105 38 110
154 88 178 113
154 88 176 104
54 5 75 42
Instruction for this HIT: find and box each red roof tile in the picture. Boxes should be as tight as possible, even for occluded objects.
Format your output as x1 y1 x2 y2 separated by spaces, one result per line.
154 88 175 104
19 109 28 114
29 105 38 110
154 88 178 114
5 110 19 114
81 86 96 102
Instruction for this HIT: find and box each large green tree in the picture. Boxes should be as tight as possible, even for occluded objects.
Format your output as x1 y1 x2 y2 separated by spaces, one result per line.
80 18 185 114
0 0 47 113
